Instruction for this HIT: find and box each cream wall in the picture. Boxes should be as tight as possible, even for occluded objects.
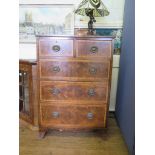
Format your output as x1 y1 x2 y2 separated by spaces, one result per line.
19 0 124 111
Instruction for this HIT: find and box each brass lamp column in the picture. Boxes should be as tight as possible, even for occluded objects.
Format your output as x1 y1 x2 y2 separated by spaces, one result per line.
75 0 110 35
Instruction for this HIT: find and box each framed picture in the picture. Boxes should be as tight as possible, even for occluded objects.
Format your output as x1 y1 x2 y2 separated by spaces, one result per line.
19 4 74 43
96 28 123 54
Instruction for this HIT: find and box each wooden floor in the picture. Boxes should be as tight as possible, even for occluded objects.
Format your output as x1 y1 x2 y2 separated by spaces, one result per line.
20 115 129 155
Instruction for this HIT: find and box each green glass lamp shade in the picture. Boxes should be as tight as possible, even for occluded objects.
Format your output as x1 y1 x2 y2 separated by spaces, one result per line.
75 0 110 17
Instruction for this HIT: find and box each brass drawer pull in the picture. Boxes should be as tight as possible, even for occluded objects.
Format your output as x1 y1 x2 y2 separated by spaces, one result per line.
88 89 96 96
52 112 59 118
90 46 98 53
51 88 60 95
52 45 60 52
89 67 97 74
52 66 60 73
87 112 93 119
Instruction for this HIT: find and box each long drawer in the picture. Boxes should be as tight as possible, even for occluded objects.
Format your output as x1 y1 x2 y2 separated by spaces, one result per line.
40 81 108 102
38 38 73 57
40 105 106 128
39 59 110 81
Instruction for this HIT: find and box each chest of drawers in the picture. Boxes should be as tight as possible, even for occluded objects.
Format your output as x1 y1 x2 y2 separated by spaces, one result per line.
37 36 113 138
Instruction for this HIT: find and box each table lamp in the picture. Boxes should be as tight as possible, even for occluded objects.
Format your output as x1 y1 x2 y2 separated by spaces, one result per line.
75 0 110 35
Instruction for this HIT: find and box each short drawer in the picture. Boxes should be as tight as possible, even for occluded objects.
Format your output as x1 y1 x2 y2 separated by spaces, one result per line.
40 105 106 128
75 39 112 58
40 81 108 102
38 38 73 57
39 59 110 81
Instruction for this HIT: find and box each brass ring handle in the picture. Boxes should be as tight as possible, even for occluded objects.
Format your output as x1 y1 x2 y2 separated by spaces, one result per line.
87 112 94 119
89 67 97 74
52 45 60 52
90 46 98 53
52 112 59 118
51 88 60 95
52 66 60 73
88 88 96 96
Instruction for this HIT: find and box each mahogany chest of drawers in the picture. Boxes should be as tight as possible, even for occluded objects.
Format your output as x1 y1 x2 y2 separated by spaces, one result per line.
37 36 113 138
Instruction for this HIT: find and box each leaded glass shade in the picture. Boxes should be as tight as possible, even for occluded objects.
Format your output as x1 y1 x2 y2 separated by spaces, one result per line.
75 0 110 17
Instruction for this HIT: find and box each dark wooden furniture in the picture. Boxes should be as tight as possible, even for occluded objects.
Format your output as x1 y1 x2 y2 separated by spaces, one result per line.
19 60 38 127
37 36 113 138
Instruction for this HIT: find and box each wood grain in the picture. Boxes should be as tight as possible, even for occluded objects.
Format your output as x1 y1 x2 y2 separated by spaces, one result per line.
20 117 129 155
75 39 112 58
19 62 34 125
39 38 73 57
39 59 110 81
19 60 38 127
37 36 113 136
40 105 106 129
40 81 108 102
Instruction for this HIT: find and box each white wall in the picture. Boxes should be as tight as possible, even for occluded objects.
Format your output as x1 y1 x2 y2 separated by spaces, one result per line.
19 44 36 59
110 55 120 111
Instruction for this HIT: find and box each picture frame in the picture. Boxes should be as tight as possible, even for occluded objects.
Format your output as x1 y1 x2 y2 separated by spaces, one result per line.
19 4 75 43
95 28 123 55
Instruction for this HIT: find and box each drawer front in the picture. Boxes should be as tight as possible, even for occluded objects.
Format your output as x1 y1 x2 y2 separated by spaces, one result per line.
40 81 108 102
40 105 106 128
39 60 110 81
38 38 73 57
76 40 111 58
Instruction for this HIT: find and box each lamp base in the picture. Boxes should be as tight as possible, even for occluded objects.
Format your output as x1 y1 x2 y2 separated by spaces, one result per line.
87 30 95 35
87 19 96 35
86 9 96 35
